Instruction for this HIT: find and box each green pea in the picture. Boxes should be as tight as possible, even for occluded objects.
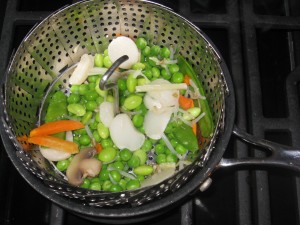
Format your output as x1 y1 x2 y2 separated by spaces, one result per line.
110 170 121 182
155 144 165 154
137 78 148 86
161 47 171 58
151 67 160 78
170 139 179 147
126 74 137 93
86 101 97 111
102 180 112 191
103 55 112 68
175 144 188 154
101 138 113 148
98 147 117 162
56 160 70 171
79 134 91 146
166 154 178 163
94 53 104 67
133 150 147 165
132 114 144 128
96 96 104 105
88 75 99 83
143 69 152 79
161 69 171 80
156 154 167 164
137 175 145 182
70 85 79 93
142 46 151 56
141 139 152 152
78 84 89 95
84 90 98 101
128 155 140 168
123 95 142 110
136 103 148 115
150 45 161 56
67 93 80 104
120 149 133 161
135 37 147 50
97 123 110 139
80 178 91 189
109 184 123 192
104 49 109 56
81 111 93 124
90 182 101 190
99 169 109 181
113 161 125 170
171 72 184 83
68 104 86 116
118 79 127 91
168 64 180 74
119 179 127 190
133 165 153 176
126 179 141 190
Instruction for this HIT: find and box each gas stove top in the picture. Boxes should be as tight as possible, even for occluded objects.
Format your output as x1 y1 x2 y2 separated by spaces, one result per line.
0 0 300 225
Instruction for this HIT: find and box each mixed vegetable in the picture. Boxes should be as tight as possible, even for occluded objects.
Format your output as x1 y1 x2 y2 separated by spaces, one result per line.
27 36 214 192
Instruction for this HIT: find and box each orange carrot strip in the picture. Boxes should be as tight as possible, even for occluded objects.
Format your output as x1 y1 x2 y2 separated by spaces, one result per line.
192 123 197 135
95 143 103 153
179 95 194 110
183 75 191 85
28 136 79 154
30 120 84 137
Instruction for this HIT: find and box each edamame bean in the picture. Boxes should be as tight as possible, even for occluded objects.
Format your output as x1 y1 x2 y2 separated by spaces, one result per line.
67 104 86 116
103 55 112 68
182 107 201 120
133 150 147 165
92 130 101 142
123 95 142 110
133 165 153 176
81 111 93 124
126 74 137 93
126 179 141 190
117 79 127 91
94 53 104 67
97 123 110 139
98 147 117 162
56 160 70 171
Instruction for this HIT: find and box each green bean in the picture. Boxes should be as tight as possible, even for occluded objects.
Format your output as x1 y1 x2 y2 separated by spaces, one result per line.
67 104 86 116
133 165 153 176
98 147 117 162
94 53 104 67
123 95 142 110
126 179 141 190
126 74 137 93
97 123 110 139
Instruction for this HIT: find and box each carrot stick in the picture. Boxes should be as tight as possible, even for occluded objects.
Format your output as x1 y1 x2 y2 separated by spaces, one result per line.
28 136 79 154
178 95 194 110
183 75 190 85
30 120 84 137
17 135 32 152
95 143 103 153
192 123 197 135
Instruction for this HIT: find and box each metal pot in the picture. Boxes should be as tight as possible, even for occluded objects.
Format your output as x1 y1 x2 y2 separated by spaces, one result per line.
1 0 299 223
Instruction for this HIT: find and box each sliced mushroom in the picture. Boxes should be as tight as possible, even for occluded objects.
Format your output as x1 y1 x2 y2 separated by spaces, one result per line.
66 147 101 186
79 158 101 178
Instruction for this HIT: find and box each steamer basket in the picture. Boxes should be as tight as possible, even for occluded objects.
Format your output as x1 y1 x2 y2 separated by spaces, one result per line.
1 0 227 207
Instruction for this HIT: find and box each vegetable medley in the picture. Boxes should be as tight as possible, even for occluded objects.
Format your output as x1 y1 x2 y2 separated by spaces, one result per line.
27 36 214 192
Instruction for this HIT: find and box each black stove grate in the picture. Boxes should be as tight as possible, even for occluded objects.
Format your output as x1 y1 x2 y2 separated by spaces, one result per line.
0 0 300 225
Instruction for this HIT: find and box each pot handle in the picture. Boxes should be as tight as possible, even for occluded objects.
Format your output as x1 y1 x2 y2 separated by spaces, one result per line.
218 125 300 172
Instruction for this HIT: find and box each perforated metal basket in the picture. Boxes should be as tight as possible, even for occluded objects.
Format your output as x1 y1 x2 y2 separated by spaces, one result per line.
1 0 227 207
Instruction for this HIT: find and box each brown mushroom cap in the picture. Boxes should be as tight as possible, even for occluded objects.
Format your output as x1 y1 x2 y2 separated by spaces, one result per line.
66 147 100 186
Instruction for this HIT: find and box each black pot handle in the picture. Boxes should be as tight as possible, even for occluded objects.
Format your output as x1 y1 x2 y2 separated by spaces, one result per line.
218 125 300 172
